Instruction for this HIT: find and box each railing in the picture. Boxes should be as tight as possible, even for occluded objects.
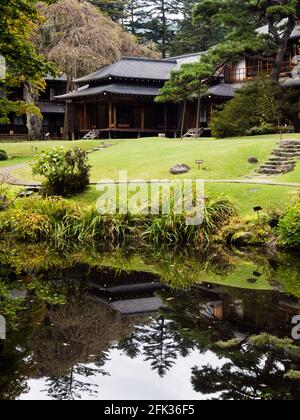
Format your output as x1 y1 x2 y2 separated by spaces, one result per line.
227 61 294 83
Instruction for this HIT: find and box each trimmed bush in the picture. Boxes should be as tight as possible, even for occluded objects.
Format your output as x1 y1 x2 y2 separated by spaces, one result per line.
279 203 300 249
32 147 90 197
0 150 8 161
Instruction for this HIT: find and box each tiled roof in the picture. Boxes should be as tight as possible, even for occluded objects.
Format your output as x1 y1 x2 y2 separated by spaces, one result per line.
75 57 177 83
55 84 160 100
205 83 242 97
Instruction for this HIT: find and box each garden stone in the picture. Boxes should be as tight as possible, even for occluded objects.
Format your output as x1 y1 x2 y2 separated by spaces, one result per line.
248 157 259 164
170 164 191 175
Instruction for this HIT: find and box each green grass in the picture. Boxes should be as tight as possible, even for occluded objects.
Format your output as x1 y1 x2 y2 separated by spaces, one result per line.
206 183 299 215
278 160 300 183
2 134 300 215
8 134 288 182
0 139 101 158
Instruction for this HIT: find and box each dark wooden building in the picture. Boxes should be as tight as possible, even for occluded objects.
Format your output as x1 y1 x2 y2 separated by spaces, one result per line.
56 53 214 139
56 23 300 139
0 75 67 140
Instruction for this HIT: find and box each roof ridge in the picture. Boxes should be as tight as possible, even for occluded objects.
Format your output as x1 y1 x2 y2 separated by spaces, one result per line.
169 51 205 60
122 56 177 64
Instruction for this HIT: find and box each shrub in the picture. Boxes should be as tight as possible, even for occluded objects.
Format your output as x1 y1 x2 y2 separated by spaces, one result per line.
32 147 90 197
0 150 8 161
245 124 294 136
0 209 49 241
278 203 300 249
210 77 283 138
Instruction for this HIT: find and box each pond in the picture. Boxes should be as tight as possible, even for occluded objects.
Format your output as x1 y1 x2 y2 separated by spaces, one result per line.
0 241 300 400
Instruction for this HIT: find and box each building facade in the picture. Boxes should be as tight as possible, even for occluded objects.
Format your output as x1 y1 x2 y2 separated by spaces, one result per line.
56 23 300 139
0 76 67 140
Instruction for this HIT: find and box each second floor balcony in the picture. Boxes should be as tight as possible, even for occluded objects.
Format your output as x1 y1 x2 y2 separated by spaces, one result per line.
226 61 294 83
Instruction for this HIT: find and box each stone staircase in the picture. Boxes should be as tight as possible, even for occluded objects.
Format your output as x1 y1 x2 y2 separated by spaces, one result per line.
257 140 300 176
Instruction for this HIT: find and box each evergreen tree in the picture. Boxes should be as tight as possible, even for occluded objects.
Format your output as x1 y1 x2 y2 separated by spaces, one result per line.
89 0 126 22
122 0 146 36
170 0 228 56
193 0 299 84
141 0 184 58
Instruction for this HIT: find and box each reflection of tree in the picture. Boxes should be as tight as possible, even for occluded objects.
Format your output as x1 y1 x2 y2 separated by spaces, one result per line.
191 342 300 400
117 315 195 378
30 296 134 399
117 332 142 359
0 300 47 400
160 287 300 400
45 365 105 400
141 317 178 377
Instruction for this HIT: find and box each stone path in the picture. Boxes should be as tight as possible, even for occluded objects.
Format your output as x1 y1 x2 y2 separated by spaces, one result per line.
0 163 39 186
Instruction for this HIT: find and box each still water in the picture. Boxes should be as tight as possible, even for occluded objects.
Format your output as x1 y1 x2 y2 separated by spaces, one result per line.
0 242 300 400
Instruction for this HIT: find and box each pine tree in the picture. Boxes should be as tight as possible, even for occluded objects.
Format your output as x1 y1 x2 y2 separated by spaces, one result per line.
89 0 126 22
141 0 184 58
170 0 228 56
122 0 146 36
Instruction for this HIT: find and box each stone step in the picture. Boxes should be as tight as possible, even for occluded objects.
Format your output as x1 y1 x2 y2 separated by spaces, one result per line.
282 141 300 146
268 157 296 163
258 169 285 175
260 164 295 171
272 151 300 157
280 148 300 153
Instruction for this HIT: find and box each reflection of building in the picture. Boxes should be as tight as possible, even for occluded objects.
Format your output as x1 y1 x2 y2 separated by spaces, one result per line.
196 284 300 334
88 269 167 317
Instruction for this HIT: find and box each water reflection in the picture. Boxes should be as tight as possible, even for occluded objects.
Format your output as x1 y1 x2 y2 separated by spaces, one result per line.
0 243 300 400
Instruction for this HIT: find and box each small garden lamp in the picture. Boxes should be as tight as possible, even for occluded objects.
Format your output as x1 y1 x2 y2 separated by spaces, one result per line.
195 160 204 170
253 206 263 218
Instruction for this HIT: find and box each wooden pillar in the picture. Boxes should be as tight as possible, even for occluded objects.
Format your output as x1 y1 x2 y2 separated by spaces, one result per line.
109 102 113 129
83 103 88 130
113 104 117 128
141 106 145 131
164 104 168 131
66 100 75 140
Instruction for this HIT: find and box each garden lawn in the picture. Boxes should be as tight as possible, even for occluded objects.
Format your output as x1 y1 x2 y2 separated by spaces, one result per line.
0 139 101 159
9 134 296 182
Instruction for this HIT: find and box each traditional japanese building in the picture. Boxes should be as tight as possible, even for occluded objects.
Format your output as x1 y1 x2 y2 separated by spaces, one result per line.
0 75 67 140
56 53 208 139
56 23 300 139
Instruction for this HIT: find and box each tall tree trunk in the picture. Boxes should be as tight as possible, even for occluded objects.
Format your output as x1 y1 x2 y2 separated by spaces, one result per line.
196 97 201 140
270 17 296 84
161 0 167 58
63 75 74 139
180 99 187 139
24 83 42 140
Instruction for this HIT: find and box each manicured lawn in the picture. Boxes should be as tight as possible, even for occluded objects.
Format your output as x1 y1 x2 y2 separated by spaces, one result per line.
279 160 300 183
8 134 296 182
2 134 300 216
0 139 101 158
82 135 280 181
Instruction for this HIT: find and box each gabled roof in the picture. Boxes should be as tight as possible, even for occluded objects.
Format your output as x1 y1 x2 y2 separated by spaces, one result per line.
75 57 177 83
55 83 160 100
205 83 242 97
